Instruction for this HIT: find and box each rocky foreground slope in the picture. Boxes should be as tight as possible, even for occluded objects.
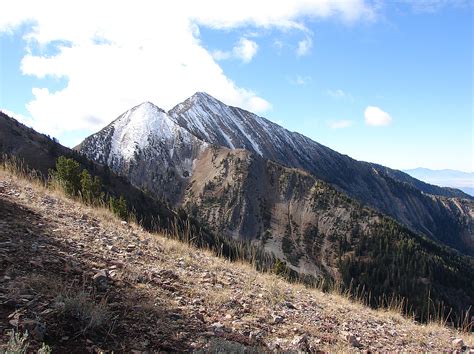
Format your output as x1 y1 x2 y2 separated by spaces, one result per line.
0 165 472 352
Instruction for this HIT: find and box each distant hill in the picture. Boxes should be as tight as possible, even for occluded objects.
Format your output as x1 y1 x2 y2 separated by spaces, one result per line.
403 168 474 196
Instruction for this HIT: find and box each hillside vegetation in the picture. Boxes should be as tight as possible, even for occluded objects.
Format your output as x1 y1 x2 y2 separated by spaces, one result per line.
183 147 474 325
0 163 472 352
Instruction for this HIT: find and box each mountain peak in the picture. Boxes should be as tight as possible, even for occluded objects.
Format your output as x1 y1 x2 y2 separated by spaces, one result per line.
134 101 165 114
187 92 228 110
191 91 220 101
104 101 180 162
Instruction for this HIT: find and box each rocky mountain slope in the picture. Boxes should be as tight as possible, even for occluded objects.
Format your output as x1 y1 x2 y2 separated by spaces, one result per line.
181 146 474 317
169 93 473 253
78 94 473 256
0 168 472 352
0 111 182 233
2 108 473 329
0 111 271 268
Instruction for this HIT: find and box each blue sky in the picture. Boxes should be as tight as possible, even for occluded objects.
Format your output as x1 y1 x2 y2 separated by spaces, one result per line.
0 0 472 171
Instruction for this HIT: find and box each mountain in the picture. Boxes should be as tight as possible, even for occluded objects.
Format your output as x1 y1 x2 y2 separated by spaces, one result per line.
0 110 229 252
0 110 176 232
1 110 473 325
403 168 474 196
1 166 471 352
170 93 470 196
171 93 473 252
77 96 474 248
76 102 208 205
77 94 473 258
371 164 470 198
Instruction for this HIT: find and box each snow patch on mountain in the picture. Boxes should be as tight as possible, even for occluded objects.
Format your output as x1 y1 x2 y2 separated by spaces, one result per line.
108 102 173 162
169 92 273 155
232 114 263 156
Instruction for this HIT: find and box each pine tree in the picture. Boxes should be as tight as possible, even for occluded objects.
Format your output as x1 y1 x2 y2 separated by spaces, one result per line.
54 156 81 196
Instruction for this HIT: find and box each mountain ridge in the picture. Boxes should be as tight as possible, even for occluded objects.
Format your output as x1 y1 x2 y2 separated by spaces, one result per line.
76 93 473 258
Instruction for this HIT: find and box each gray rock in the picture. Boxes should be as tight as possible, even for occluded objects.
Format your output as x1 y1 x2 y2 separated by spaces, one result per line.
452 338 464 349
290 334 309 350
340 330 360 347
93 270 109 290
272 315 284 324
283 301 297 309
211 322 225 333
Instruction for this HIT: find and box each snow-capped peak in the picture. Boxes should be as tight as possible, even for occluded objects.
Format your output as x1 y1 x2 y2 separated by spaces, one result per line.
169 92 268 155
109 101 177 162
191 91 216 101
138 101 165 112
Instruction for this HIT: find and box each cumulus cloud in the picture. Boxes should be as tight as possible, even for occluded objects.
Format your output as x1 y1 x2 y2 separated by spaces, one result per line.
212 50 232 61
328 120 353 129
213 37 258 63
364 106 392 126
0 0 377 140
233 38 258 63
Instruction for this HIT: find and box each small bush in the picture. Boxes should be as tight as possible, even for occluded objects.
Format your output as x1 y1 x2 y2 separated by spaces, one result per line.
273 259 288 276
54 156 81 196
109 195 128 220
56 291 109 331
5 329 29 354
38 343 52 354
80 169 104 205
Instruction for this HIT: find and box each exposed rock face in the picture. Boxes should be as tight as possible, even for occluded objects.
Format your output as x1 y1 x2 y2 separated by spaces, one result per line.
169 93 473 254
78 93 473 256
183 146 372 277
182 147 472 282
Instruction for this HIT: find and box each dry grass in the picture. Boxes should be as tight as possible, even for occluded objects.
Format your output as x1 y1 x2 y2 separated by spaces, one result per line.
55 291 110 332
1 157 473 352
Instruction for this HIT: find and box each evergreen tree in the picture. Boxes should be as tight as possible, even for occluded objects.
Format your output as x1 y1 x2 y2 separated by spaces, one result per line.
109 195 128 220
80 169 103 205
54 156 81 196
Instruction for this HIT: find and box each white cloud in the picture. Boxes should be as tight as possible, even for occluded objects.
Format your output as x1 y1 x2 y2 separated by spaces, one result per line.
233 38 258 63
289 75 312 85
213 37 258 63
212 49 232 61
0 0 377 139
296 37 313 56
328 120 353 129
326 89 354 101
364 106 392 126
